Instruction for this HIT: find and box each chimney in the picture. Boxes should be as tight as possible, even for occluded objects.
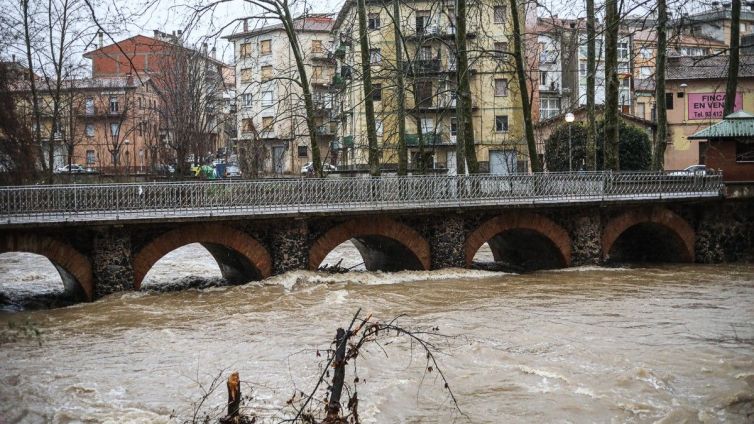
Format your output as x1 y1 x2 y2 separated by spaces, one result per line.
202 42 208 55
211 46 216 58
177 29 182 37
98 31 103 48
243 18 249 32
153 29 160 38
126 72 133 85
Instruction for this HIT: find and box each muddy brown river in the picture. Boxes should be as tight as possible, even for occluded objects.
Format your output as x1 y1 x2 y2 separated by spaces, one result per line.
1 243 753 423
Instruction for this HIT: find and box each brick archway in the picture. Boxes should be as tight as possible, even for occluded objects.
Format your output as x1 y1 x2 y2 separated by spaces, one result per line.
0 233 94 301
133 224 272 289
602 207 695 262
464 212 572 267
309 217 431 271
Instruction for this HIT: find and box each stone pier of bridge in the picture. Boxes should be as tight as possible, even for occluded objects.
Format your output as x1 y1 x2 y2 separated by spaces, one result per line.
1 198 752 303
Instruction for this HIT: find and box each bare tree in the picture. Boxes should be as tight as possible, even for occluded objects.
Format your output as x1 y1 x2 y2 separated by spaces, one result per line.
455 0 479 173
603 0 620 170
725 0 741 116
652 0 669 170
585 0 597 170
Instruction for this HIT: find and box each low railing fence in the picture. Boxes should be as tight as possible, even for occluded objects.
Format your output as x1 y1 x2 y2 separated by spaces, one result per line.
0 172 723 223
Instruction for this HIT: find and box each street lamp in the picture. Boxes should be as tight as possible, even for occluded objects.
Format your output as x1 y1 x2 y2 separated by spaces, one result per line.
565 112 575 172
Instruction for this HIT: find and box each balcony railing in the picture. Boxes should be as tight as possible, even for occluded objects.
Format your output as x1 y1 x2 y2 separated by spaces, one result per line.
0 172 723 225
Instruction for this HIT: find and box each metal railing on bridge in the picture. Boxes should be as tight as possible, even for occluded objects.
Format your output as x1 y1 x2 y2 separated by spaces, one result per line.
0 172 723 225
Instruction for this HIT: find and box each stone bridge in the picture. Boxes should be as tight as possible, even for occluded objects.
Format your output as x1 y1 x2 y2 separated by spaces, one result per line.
1 173 751 302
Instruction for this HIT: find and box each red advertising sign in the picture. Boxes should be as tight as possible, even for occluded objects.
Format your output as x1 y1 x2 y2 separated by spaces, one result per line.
688 92 743 120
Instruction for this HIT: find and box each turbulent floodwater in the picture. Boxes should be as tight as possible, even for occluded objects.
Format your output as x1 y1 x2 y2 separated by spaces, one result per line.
0 243 753 423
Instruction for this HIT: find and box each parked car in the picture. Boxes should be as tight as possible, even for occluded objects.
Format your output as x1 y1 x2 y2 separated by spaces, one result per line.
300 162 337 175
152 164 175 175
54 164 86 174
224 165 242 178
669 164 707 176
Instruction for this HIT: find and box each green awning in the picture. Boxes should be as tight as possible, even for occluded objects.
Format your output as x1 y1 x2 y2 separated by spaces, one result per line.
405 132 444 146
688 111 754 140
342 135 354 147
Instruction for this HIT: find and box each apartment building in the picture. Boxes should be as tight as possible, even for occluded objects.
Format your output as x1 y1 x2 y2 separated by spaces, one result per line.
226 16 336 174
332 0 531 174
672 2 754 44
84 31 233 166
11 76 161 173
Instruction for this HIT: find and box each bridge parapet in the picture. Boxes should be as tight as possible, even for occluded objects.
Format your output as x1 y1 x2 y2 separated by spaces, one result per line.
0 172 722 226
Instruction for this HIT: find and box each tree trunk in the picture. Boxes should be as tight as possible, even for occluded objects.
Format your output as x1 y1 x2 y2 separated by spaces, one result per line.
509 0 542 172
393 0 408 175
455 0 478 173
22 0 46 177
653 0 668 170
227 371 241 419
603 0 620 170
586 0 597 170
326 328 348 420
279 9 323 176
725 0 741 116
357 0 381 176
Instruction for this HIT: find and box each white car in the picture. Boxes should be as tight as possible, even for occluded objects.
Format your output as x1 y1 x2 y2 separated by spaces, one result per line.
669 165 707 176
55 164 86 174
300 162 337 174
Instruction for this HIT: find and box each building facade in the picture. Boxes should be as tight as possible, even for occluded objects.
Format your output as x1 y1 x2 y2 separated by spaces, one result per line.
332 0 532 174
226 16 336 175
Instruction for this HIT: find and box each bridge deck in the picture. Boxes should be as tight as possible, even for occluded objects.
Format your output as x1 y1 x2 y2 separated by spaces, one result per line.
0 172 723 226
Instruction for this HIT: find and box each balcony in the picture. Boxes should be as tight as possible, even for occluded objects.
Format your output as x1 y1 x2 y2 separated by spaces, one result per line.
404 59 441 74
77 105 125 118
405 132 449 147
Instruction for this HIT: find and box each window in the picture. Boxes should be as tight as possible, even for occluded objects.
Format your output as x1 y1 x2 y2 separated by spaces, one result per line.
311 40 323 54
370 48 382 64
262 116 273 132
635 102 646 119
618 62 630 74
495 115 508 132
494 6 506 24
86 150 95 165
110 123 120 136
109 96 119 113
539 97 560 119
494 42 508 59
495 78 508 96
371 83 382 101
419 46 433 61
240 42 252 58
242 93 252 107
665 92 674 110
640 67 652 79
85 123 95 137
415 81 433 107
375 119 383 136
262 90 274 107
260 39 272 55
261 65 273 81
736 140 754 162
241 118 254 133
368 13 380 30
298 145 308 157
450 118 458 136
618 41 629 59
416 11 430 33
579 62 587 78
420 117 434 134
640 47 652 59
240 67 252 82
540 71 548 86
85 97 94 115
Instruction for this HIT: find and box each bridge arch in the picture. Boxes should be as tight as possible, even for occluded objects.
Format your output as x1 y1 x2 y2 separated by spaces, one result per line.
0 233 94 301
602 208 695 263
133 224 272 290
309 217 431 271
465 212 572 270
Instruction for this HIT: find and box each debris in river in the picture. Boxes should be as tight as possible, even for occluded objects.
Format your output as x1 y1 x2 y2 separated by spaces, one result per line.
317 259 364 274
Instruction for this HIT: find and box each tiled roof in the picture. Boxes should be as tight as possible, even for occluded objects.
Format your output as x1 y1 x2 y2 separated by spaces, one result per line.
666 54 754 80
689 111 754 139
9 76 149 92
635 78 656 92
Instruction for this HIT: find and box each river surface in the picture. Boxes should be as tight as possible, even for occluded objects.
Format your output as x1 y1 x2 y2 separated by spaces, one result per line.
1 243 753 423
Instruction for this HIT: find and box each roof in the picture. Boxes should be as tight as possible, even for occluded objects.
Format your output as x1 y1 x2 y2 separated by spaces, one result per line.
671 8 754 26
9 76 150 92
226 15 334 40
688 111 754 139
667 54 754 80
635 78 656 92
633 28 727 48
535 104 657 130
84 35 229 69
